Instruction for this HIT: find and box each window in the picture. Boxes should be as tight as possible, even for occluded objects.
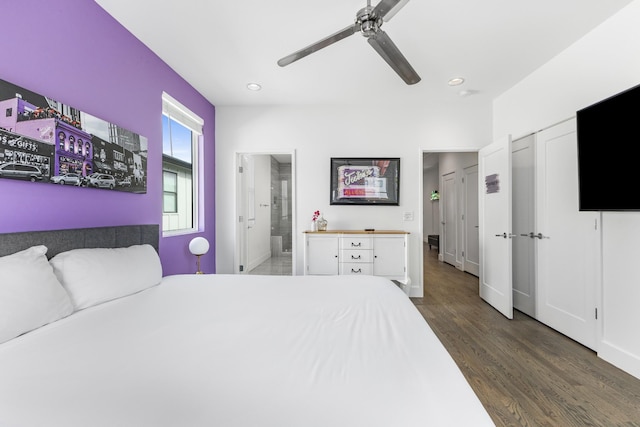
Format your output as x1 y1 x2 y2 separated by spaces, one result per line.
161 93 203 235
163 170 178 213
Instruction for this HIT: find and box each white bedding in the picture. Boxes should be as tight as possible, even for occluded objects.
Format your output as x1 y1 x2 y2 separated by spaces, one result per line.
0 274 494 427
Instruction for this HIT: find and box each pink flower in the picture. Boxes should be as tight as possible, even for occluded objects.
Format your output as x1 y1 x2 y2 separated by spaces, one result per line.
312 210 320 221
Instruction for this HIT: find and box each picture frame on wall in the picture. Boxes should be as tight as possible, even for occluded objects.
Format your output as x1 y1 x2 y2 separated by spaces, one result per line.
330 157 400 205
0 77 148 193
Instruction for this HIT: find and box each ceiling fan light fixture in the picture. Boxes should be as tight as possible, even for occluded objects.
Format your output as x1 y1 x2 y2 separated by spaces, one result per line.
448 77 465 86
277 0 420 85
246 82 262 91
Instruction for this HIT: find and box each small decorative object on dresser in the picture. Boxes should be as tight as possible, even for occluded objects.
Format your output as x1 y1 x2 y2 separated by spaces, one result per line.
310 210 328 231
317 215 328 231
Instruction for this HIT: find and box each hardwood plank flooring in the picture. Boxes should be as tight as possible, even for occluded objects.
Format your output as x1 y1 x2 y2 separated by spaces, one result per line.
413 245 640 427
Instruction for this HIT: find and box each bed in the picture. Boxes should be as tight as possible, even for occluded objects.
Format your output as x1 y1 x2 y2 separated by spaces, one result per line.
0 225 494 427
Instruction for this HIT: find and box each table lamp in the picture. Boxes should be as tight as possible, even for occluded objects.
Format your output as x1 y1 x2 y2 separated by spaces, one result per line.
188 236 209 274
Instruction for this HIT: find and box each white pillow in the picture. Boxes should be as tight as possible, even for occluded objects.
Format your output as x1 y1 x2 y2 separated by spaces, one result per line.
50 244 162 310
0 245 74 344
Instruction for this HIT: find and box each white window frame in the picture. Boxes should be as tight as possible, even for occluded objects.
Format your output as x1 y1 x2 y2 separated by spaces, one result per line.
161 92 204 237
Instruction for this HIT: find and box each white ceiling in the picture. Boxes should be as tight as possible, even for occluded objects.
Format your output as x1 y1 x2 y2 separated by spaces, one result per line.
95 0 633 108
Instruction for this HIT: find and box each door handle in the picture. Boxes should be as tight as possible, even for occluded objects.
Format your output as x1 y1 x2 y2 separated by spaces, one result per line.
495 232 516 239
534 233 550 239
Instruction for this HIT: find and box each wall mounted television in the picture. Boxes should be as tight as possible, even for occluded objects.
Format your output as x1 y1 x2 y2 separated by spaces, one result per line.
577 83 640 211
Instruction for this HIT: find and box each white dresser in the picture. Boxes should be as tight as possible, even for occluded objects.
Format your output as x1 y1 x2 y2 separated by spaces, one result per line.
303 230 409 284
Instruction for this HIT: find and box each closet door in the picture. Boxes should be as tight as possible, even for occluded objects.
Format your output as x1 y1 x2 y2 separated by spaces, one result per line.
441 172 457 267
463 165 479 276
512 134 536 317
536 118 599 350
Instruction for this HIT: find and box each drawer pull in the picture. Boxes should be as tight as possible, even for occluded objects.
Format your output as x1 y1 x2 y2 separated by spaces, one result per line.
351 268 362 274
351 242 361 247
351 255 361 260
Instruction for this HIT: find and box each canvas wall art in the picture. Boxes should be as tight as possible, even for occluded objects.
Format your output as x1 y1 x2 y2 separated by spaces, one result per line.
0 78 147 193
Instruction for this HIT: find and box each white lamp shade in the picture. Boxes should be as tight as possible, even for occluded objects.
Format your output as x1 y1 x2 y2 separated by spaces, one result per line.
189 237 210 256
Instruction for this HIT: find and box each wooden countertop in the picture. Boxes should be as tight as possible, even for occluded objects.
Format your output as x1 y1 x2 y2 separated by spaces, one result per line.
304 230 410 234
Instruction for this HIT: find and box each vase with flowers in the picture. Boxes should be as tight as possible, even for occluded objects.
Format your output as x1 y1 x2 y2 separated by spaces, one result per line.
312 210 328 232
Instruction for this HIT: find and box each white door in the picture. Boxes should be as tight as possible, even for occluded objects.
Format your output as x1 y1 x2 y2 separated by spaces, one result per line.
479 135 513 319
442 172 457 267
536 119 599 350
463 164 479 276
247 155 272 271
512 134 536 317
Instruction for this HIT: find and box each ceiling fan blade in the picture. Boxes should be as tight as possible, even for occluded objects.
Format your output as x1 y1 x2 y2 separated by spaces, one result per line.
372 0 409 22
278 23 360 67
367 30 421 85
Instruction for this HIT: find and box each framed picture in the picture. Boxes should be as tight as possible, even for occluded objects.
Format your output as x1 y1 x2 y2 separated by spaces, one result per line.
0 77 147 193
330 157 400 205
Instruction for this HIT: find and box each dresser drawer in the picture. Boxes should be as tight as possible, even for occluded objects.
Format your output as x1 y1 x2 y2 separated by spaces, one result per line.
340 236 372 250
340 249 373 263
339 263 373 275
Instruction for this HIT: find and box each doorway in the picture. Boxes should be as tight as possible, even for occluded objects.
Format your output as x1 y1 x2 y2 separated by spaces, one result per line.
422 151 479 297
236 152 295 276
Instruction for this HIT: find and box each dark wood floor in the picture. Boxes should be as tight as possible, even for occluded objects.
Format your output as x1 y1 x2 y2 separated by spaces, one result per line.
413 246 640 427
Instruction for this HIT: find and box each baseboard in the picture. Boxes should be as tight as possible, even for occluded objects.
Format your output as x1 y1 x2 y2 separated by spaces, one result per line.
247 251 271 271
598 340 640 380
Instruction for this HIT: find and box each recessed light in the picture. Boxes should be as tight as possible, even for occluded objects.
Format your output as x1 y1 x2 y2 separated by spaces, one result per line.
448 77 465 86
246 83 262 91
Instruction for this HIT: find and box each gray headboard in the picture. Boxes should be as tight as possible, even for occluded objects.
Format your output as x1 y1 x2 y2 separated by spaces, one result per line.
0 224 159 259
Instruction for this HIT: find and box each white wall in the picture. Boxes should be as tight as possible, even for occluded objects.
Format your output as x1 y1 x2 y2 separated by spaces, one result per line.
493 0 640 379
216 103 492 296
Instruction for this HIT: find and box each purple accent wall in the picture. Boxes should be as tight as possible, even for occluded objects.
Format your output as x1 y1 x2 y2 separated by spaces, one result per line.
0 1 216 275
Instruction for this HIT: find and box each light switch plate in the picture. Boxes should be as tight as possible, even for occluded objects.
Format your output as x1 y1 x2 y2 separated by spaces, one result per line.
403 211 414 221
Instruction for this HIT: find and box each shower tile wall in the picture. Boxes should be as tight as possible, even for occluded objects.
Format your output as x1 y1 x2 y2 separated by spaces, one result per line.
271 157 292 253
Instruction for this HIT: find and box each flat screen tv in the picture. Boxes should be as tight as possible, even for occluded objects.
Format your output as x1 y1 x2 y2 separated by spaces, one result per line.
576 83 640 211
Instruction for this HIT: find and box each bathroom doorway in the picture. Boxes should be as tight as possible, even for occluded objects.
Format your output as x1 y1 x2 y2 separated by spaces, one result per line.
236 152 295 275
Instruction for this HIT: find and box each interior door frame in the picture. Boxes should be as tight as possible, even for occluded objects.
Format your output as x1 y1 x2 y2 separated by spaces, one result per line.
235 150 297 275
419 149 479 298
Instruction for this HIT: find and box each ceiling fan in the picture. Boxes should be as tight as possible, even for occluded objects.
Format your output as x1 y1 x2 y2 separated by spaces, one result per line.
277 0 421 85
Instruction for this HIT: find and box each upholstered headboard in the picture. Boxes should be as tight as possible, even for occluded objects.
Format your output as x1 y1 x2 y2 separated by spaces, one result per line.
0 224 159 259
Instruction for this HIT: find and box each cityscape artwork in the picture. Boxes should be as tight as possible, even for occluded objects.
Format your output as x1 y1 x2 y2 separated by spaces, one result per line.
0 78 147 193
